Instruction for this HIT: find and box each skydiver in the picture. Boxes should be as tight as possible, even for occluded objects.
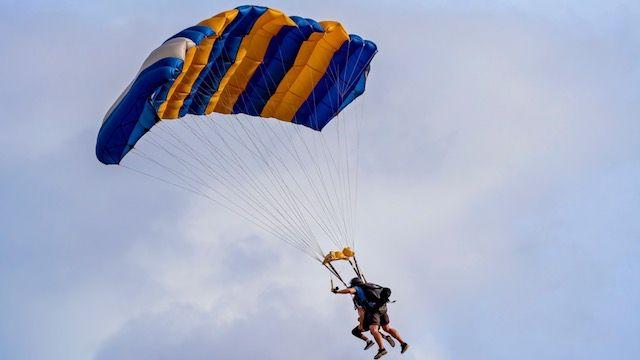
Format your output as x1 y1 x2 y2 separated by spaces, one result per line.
333 277 410 359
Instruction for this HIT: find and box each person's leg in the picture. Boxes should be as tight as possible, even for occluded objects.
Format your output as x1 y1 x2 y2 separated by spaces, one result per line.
379 326 395 347
378 326 387 336
352 326 369 341
369 324 385 350
381 324 404 343
371 325 389 359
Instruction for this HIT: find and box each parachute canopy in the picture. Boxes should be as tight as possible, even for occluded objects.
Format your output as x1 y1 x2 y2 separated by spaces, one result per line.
96 5 377 165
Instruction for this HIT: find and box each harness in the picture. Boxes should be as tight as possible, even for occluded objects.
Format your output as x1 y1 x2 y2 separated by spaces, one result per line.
354 285 378 310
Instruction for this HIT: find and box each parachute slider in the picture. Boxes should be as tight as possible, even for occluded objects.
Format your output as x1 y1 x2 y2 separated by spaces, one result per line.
322 247 355 265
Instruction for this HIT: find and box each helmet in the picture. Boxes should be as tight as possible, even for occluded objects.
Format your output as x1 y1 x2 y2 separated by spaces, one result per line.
350 277 364 287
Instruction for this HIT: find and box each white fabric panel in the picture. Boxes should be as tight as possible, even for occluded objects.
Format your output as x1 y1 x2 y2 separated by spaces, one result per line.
102 37 197 123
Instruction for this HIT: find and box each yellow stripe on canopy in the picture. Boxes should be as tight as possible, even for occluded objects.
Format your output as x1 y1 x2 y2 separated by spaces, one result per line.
198 8 239 32
205 9 296 115
260 21 349 122
157 9 239 119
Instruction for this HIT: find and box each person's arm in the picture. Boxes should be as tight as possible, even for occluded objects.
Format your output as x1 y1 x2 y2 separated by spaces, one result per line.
332 287 356 295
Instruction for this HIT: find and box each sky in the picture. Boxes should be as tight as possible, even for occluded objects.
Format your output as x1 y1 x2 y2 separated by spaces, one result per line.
1 0 640 359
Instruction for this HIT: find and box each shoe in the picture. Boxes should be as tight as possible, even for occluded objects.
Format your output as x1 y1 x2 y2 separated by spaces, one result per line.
401 342 410 354
374 348 388 359
384 335 396 348
364 340 375 350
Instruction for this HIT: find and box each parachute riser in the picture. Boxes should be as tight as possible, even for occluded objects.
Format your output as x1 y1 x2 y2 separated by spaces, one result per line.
348 257 366 283
324 263 347 287
356 258 366 283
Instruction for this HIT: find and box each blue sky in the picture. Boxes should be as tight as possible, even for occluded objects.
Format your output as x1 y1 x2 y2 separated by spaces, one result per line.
1 1 639 359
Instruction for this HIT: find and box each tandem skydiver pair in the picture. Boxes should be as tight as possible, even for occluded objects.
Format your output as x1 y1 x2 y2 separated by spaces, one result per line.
333 277 410 359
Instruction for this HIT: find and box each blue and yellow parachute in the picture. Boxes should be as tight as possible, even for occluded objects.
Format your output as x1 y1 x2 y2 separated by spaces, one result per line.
96 5 376 282
96 5 377 165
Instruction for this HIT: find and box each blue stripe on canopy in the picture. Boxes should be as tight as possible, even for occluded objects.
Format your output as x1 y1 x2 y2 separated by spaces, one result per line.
150 26 215 111
96 57 184 164
291 35 377 130
232 16 323 116
179 5 268 116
